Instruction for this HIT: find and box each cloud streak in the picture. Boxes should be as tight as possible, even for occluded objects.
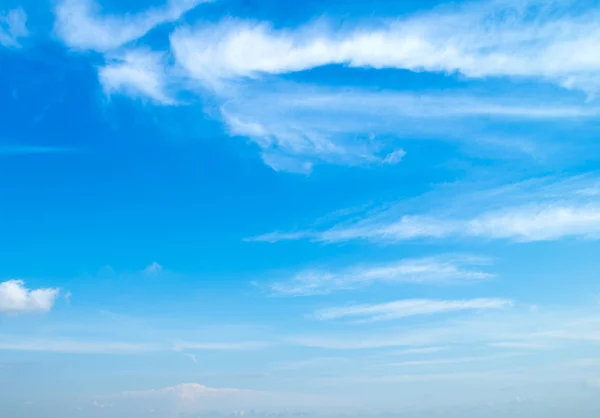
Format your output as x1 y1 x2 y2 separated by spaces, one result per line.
313 298 512 322
253 175 600 244
217 84 595 172
111 382 337 414
0 340 158 354
172 341 269 351
267 256 493 296
289 308 600 350
0 339 269 354
380 352 522 368
54 0 208 52
0 8 28 48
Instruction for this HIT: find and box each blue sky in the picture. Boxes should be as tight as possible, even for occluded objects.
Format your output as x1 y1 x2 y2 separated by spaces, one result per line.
2 0 600 417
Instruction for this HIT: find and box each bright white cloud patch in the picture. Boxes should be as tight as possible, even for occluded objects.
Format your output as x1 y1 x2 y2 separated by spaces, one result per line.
99 50 174 104
268 256 493 296
314 298 512 322
169 1 600 96
0 8 28 48
54 0 208 52
0 280 60 315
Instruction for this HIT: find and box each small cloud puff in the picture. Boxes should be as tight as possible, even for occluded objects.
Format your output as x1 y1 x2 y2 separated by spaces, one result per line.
0 280 60 315
0 8 28 48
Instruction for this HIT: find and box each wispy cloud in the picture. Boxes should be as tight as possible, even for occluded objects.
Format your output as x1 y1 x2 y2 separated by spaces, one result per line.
172 341 270 351
266 255 493 296
392 346 448 355
288 308 600 350
54 0 208 52
288 330 449 350
275 357 348 371
99 49 174 104
73 0 600 172
314 204 600 243
119 382 254 398
0 338 268 354
46 0 600 173
184 353 198 363
380 352 522 368
216 83 592 172
0 340 158 354
313 298 512 322
112 382 336 413
0 8 28 48
168 1 600 96
95 61 593 172
142 261 164 275
60 0 600 172
0 280 60 315
253 174 600 244
489 341 548 349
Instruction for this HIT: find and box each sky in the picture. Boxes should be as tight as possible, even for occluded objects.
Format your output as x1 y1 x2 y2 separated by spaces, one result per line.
2 0 600 416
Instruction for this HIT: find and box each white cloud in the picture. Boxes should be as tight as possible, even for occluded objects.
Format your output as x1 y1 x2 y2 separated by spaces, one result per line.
289 308 600 350
383 149 407 165
54 0 208 52
77 0 600 173
313 204 600 243
0 338 269 354
0 340 159 354
489 341 548 349
267 255 493 296
253 175 600 243
184 353 198 363
67 0 600 172
173 341 269 351
217 83 596 172
121 383 251 399
91 400 111 409
288 329 451 350
112 382 336 414
168 1 600 96
0 8 28 48
99 50 174 104
381 352 521 368
314 298 512 322
142 261 164 275
0 280 60 315
393 346 447 355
